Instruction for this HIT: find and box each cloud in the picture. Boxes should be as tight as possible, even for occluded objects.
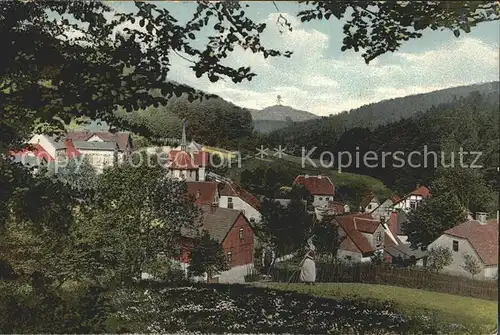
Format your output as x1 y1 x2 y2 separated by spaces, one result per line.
166 10 499 117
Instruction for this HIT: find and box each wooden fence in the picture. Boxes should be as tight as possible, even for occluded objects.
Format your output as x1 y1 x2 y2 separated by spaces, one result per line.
269 262 498 301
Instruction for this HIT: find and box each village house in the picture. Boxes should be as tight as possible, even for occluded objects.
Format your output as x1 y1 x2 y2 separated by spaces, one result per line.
392 184 431 213
331 213 386 263
369 195 401 220
359 194 380 213
64 131 133 171
179 205 255 283
22 132 133 173
315 201 350 221
219 180 261 223
293 174 335 208
167 121 209 182
428 212 498 280
186 181 219 206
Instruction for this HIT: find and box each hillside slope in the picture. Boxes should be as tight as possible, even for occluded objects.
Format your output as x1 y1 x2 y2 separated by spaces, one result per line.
260 81 499 134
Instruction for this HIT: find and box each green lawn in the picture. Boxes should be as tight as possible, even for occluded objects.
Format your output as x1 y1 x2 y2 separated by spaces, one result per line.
227 155 391 199
257 282 498 332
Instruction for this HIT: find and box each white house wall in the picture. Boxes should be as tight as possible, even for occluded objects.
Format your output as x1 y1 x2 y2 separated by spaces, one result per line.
77 149 115 173
219 195 261 222
313 195 333 208
428 235 494 280
394 195 424 212
29 134 57 159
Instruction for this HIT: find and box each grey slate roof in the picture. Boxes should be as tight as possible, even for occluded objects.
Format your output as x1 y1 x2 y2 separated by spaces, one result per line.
385 244 426 259
46 135 66 150
181 206 243 242
72 141 117 151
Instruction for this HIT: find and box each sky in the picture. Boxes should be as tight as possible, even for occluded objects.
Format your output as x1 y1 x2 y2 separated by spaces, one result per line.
108 1 500 116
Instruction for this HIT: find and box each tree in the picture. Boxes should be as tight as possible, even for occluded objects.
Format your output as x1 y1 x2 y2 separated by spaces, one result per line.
188 230 228 282
404 192 466 250
426 246 453 273
255 196 312 255
432 167 495 214
462 253 481 279
72 153 202 284
296 1 499 64
51 156 97 195
311 215 343 260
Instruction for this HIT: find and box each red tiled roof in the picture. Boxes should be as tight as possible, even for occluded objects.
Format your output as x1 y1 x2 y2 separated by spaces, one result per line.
220 181 260 210
334 213 380 254
168 150 208 169
293 175 334 196
65 131 131 151
186 181 219 206
444 219 499 266
386 211 399 237
9 144 55 161
329 201 346 214
390 194 401 203
411 186 431 197
354 216 380 233
64 139 81 159
168 151 199 170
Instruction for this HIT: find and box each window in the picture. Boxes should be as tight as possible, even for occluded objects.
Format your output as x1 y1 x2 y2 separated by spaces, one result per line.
227 251 232 264
239 228 244 241
345 256 352 262
367 204 372 210
227 197 233 209
410 201 417 210
452 240 459 252
319 197 323 201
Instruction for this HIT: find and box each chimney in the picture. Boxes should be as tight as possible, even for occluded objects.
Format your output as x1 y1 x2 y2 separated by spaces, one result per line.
476 212 487 224
416 183 421 189
196 190 201 199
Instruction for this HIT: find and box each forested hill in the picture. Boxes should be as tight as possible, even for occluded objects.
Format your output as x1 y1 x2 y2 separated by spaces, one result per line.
263 90 499 205
263 81 499 136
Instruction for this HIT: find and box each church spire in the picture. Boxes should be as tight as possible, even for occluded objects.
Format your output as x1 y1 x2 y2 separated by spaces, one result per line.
181 118 187 151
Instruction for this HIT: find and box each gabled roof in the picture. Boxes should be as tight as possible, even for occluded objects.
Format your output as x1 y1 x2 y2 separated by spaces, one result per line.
181 206 245 243
385 244 426 259
293 175 334 195
411 186 431 197
329 201 348 214
186 181 219 206
168 150 208 169
9 144 55 161
220 181 260 210
64 140 81 159
334 213 380 254
65 131 131 151
360 194 378 208
443 219 498 266
390 194 401 203
72 140 117 151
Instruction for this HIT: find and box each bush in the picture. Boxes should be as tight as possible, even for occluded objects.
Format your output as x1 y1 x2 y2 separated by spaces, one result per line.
0 280 110 333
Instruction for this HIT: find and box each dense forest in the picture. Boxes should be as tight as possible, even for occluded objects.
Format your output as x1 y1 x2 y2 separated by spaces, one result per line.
263 90 499 200
259 82 499 134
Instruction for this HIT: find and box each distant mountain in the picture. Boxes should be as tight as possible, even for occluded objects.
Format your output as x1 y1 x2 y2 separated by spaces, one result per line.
250 104 319 133
261 81 499 135
251 105 319 122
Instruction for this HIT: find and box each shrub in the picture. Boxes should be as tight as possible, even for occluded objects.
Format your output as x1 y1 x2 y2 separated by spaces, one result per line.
0 280 110 333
